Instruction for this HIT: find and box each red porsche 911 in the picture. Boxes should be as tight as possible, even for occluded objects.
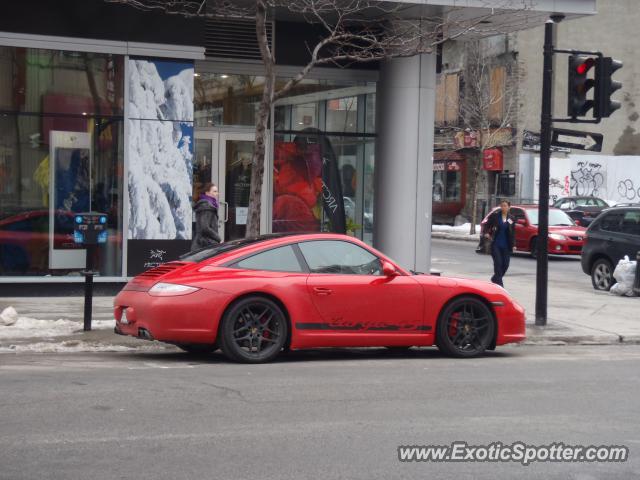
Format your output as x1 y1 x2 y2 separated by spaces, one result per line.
114 233 525 363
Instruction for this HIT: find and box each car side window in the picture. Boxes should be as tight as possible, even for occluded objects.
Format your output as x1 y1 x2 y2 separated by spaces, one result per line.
298 240 382 275
600 213 623 233
596 199 608 208
233 245 303 273
510 208 525 222
621 211 640 236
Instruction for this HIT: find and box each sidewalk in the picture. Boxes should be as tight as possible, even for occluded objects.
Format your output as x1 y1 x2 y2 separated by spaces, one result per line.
1 289 638 353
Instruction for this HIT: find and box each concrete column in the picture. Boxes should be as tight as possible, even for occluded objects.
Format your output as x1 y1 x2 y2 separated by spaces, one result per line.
374 53 437 273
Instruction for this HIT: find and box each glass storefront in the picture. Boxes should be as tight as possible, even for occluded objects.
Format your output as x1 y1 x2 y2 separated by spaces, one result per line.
194 74 264 127
273 81 376 242
0 47 124 277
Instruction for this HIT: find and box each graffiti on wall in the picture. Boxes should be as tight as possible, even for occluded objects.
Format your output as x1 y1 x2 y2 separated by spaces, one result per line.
617 179 640 201
570 161 606 197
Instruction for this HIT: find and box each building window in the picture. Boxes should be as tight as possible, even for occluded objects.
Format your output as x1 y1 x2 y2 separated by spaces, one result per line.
0 46 124 277
433 160 463 203
194 74 264 127
273 81 376 243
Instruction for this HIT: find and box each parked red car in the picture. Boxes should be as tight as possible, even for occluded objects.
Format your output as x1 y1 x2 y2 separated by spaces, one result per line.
481 205 587 257
114 233 525 363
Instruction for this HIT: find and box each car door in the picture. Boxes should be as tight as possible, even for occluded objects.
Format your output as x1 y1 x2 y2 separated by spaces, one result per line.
298 239 424 333
598 211 626 263
619 210 640 260
510 207 528 250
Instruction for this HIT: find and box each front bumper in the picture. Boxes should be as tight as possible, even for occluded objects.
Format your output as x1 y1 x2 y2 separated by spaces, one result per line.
113 288 226 345
495 300 526 345
547 238 584 255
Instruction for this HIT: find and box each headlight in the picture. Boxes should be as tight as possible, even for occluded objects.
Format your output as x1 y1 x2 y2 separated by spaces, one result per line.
148 282 200 296
549 233 566 241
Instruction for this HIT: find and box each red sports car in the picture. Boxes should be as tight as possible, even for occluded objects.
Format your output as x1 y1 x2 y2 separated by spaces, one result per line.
481 205 587 257
114 233 525 362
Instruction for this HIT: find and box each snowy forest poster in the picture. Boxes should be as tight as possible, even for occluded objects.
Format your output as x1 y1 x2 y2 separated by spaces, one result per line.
127 58 194 241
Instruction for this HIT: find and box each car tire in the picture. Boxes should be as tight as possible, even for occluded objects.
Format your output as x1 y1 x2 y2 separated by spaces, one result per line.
218 296 288 364
436 296 495 358
591 258 614 291
529 237 538 259
176 343 218 354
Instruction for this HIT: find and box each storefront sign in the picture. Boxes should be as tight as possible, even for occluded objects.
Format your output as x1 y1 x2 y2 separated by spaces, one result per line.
127 240 191 276
447 161 462 171
453 130 479 149
483 148 504 171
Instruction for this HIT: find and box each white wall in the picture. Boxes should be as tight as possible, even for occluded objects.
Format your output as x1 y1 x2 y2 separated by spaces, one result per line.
533 154 640 204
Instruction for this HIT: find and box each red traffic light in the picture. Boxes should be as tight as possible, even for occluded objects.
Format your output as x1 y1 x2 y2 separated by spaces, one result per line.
576 58 595 75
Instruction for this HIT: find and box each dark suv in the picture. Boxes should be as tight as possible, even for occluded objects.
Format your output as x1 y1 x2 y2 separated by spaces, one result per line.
581 206 640 290
552 196 609 227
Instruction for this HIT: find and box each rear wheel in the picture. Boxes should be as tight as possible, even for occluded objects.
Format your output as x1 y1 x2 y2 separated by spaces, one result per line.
436 296 495 358
591 258 613 291
219 296 288 363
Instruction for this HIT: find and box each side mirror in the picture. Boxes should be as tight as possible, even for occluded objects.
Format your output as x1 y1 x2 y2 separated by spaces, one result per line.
382 261 398 277
517 219 527 226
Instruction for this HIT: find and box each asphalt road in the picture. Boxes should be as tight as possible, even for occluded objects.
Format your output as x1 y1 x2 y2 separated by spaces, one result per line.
1 345 639 480
431 238 587 290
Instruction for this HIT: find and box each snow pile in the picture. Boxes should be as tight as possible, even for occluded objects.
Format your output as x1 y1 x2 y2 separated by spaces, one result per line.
0 306 18 326
610 256 638 297
0 307 114 340
0 341 172 354
432 223 482 236
128 59 194 240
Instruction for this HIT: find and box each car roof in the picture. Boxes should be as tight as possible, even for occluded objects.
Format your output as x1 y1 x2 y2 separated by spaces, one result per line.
179 232 369 264
510 204 562 210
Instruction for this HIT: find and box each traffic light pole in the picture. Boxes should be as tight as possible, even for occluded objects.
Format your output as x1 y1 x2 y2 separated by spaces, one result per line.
535 16 562 326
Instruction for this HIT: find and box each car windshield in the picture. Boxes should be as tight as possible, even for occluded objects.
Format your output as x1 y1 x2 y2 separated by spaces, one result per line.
526 208 575 226
179 234 293 263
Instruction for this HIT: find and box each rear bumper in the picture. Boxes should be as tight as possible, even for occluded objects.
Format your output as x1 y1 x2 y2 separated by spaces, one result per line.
113 288 227 344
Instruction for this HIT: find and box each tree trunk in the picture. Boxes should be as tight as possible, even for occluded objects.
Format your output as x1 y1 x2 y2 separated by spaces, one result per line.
468 153 481 235
246 0 273 238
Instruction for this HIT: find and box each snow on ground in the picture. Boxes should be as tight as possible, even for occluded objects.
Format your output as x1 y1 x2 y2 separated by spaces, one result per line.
432 223 481 236
0 306 113 340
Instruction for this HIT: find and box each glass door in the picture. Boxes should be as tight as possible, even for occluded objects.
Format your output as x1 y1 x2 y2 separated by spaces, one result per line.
194 131 260 243
218 133 255 241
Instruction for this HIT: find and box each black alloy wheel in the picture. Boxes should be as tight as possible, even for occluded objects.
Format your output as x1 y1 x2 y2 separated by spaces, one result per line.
436 296 495 358
591 258 614 291
219 296 288 363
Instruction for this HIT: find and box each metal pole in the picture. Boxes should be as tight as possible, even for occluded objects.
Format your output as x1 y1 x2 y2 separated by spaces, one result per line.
83 245 95 331
535 18 560 326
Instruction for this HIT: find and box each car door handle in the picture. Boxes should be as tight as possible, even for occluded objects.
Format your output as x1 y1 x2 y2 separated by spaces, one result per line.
313 287 333 296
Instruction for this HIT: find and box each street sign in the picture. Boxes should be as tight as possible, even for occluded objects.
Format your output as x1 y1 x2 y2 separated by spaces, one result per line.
551 128 603 152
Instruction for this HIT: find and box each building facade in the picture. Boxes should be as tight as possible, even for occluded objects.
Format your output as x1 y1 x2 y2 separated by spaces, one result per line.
0 0 596 285
515 0 640 205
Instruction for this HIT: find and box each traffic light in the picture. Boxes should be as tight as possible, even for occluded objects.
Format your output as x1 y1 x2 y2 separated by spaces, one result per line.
567 55 596 117
594 57 623 118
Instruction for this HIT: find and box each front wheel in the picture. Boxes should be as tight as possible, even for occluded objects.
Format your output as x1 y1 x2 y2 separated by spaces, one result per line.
591 258 613 291
218 296 288 363
436 296 495 358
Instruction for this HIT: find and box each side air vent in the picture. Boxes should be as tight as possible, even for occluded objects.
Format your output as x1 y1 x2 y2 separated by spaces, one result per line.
204 18 273 60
